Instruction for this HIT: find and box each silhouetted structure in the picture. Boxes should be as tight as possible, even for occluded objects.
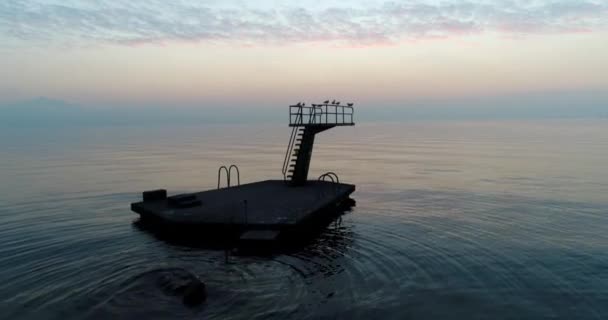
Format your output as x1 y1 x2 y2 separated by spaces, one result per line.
283 102 354 185
131 102 356 244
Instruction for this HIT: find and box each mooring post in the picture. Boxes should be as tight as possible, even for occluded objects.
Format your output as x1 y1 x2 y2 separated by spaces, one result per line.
243 200 248 226
225 203 235 264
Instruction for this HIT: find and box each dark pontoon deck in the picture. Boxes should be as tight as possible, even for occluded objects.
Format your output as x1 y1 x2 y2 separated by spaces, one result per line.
131 180 354 238
131 101 356 243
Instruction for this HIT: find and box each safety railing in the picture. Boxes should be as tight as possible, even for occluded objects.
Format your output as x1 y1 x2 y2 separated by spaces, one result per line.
289 102 354 126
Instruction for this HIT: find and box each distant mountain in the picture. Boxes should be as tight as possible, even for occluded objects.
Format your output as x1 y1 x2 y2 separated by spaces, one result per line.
2 94 605 127
0 97 249 126
0 97 90 126
0 97 283 126
1 97 77 112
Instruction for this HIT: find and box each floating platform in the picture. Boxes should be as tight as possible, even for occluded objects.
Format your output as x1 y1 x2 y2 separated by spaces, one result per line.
131 101 357 246
131 180 355 241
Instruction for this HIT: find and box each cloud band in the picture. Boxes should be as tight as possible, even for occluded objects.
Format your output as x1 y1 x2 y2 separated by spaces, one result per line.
1 0 607 46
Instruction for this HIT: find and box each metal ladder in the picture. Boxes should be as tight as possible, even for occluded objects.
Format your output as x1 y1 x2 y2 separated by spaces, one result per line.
218 164 240 189
282 107 304 181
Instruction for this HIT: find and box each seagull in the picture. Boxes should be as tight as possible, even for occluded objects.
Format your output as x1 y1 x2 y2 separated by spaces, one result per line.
324 100 329 104
331 100 336 104
296 102 301 107
336 101 341 105
347 103 353 107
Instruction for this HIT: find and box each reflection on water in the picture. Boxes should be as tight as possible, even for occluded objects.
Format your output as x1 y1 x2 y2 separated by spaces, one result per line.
0 120 607 319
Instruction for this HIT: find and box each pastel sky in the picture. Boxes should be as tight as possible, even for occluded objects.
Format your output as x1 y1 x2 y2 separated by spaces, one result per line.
1 0 607 113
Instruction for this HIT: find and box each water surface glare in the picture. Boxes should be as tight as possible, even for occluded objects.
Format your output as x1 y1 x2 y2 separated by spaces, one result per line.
0 120 607 319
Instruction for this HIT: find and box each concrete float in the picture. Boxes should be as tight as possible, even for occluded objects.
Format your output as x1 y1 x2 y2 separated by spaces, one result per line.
131 102 356 244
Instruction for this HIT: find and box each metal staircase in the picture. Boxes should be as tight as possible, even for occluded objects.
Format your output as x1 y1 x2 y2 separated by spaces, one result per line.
282 101 355 186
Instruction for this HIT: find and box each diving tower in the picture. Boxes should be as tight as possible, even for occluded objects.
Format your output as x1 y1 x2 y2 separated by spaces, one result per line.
282 101 355 185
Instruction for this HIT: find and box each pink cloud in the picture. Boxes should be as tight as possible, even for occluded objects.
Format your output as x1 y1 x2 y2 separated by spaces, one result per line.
1 1 607 47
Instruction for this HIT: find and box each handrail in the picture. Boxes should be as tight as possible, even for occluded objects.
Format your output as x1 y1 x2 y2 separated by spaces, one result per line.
218 164 240 189
228 165 240 186
319 173 335 183
319 172 340 183
318 172 340 197
218 166 229 189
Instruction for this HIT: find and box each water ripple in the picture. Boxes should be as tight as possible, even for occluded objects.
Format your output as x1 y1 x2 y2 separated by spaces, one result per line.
1 122 608 319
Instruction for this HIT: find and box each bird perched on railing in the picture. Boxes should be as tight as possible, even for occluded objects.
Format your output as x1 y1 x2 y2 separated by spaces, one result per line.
347 103 353 107
331 100 336 104
296 102 302 107
324 100 329 104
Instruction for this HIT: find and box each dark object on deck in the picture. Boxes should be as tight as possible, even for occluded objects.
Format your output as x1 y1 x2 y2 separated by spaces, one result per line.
143 189 167 202
131 101 356 245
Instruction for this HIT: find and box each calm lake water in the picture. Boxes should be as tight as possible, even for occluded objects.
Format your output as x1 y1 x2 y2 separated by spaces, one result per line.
1 120 607 319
